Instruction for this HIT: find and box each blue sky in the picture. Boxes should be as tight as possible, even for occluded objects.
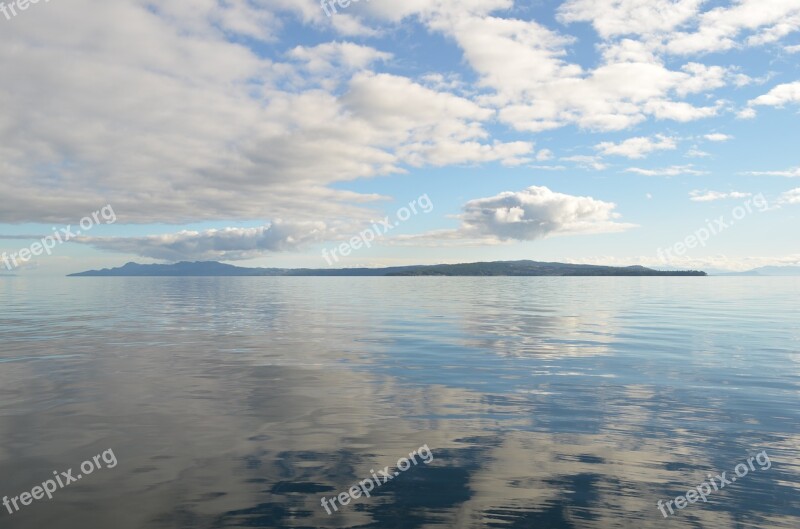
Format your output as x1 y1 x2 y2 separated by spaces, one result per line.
1 0 799 275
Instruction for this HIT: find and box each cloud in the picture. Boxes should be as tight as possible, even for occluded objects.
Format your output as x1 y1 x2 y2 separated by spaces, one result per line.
329 13 382 37
77 221 333 261
530 165 567 171
625 165 708 176
3 0 798 260
565 253 800 272
400 186 635 245
396 140 534 168
595 134 677 159
689 190 752 202
457 186 636 241
686 148 711 158
779 188 800 204
704 133 733 142
562 155 608 171
786 44 800 53
0 234 48 240
113 185 636 255
557 0 703 39
0 2 534 225
749 81 800 107
742 167 800 177
558 0 800 56
288 42 392 76
737 107 758 119
420 9 728 133
662 0 800 55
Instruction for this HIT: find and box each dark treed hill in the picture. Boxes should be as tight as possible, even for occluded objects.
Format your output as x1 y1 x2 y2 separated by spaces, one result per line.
69 260 707 277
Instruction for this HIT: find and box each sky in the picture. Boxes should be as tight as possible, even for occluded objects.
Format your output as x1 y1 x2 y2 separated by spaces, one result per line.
1 0 799 275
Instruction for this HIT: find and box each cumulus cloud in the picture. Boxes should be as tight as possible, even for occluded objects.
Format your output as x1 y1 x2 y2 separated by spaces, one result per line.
288 42 392 75
595 135 677 159
689 190 752 202
625 165 708 176
459 186 635 240
662 0 800 55
558 0 800 57
400 186 635 245
737 107 758 119
557 0 704 39
749 81 800 107
414 7 729 133
779 188 800 204
462 186 633 237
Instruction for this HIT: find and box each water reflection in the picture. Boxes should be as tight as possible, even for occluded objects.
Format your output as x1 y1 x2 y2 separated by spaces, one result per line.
0 277 798 528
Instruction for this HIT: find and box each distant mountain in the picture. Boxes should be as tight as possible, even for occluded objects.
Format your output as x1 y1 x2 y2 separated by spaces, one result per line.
69 260 707 277
715 266 800 277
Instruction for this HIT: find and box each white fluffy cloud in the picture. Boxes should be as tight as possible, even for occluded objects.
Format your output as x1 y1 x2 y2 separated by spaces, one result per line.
410 7 729 133
595 135 677 158
458 186 635 240
288 42 392 77
664 0 800 54
557 0 704 39
749 82 800 107
780 188 800 204
559 0 800 55
393 185 635 246
737 107 758 119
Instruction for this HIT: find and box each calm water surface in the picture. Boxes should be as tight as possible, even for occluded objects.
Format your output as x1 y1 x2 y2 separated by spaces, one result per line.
0 277 798 528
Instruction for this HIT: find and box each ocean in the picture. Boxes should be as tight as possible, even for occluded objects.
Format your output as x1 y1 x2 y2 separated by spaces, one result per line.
1 277 798 528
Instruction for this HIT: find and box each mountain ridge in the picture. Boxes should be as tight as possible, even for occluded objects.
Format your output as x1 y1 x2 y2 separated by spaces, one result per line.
713 265 800 277
68 260 707 277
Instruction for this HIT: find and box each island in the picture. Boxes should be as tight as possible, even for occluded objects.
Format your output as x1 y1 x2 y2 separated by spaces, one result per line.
69 260 707 277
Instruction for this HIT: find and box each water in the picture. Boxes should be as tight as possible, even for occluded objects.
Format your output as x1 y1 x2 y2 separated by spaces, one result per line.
0 277 798 528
